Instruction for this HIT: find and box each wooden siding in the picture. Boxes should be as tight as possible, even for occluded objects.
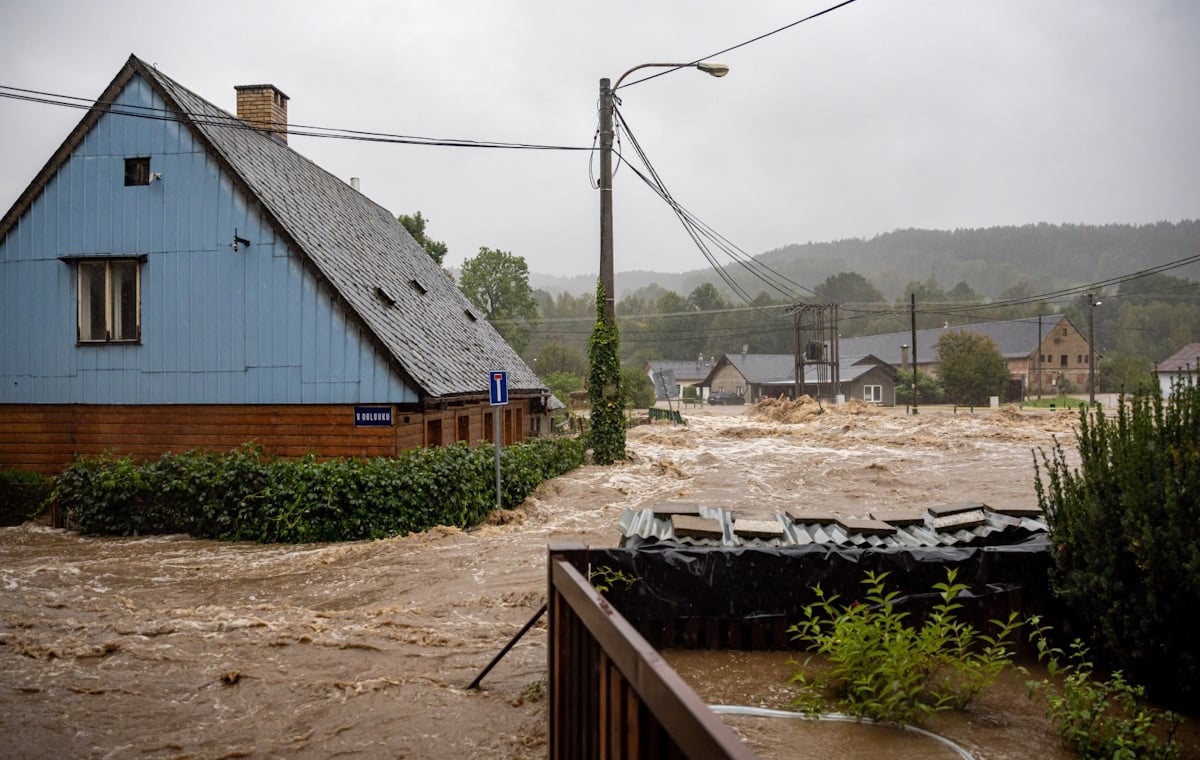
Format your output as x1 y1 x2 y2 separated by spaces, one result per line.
0 402 534 474
0 73 416 406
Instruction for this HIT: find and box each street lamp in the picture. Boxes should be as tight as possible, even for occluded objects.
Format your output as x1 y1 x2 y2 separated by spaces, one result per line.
597 61 729 322
589 61 728 463
1088 293 1101 405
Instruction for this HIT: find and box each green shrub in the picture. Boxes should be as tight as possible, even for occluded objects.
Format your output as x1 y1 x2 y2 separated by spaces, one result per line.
0 469 53 526
1034 372 1200 710
788 568 1021 725
894 369 945 405
53 436 585 543
1026 617 1181 759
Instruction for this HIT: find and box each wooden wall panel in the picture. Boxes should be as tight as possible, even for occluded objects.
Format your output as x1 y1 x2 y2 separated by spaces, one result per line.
0 400 542 474
0 404 403 474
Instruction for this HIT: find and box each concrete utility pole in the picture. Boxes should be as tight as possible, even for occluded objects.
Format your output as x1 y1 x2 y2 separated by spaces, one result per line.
910 293 919 414
1037 314 1043 400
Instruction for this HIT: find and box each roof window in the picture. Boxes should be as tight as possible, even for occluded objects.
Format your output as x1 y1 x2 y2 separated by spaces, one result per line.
374 286 396 307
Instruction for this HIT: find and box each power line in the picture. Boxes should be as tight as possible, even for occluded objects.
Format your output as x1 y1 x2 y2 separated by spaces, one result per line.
613 106 816 305
618 0 864 90
0 85 591 152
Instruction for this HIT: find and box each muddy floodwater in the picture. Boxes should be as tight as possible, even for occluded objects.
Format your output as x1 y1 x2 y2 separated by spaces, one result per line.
5 403 1188 759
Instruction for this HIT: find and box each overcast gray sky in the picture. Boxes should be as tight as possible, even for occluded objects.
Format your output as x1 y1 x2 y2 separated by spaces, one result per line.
1 0 1197 280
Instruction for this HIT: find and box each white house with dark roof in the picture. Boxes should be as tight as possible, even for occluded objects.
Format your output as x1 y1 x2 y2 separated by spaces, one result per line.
1157 343 1200 397
0 55 547 473
644 358 717 401
700 353 899 405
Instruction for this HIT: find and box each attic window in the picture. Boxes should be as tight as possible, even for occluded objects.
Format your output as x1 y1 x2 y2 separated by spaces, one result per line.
465 308 479 322
375 286 396 307
124 157 151 186
408 278 428 295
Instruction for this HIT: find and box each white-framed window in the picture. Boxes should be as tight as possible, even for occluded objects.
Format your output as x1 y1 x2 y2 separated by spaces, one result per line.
863 385 882 403
73 258 142 343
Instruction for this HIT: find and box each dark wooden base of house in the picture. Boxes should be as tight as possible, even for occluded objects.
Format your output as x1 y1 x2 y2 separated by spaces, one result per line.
0 402 540 474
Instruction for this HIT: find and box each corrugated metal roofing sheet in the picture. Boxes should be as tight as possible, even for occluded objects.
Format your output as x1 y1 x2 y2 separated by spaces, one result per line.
618 503 1047 550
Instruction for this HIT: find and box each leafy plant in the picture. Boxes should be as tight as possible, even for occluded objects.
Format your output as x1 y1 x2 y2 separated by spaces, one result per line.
894 369 945 405
788 568 1021 725
1034 370 1200 709
588 565 637 594
1026 617 1181 759
0 468 53 526
53 436 584 543
588 280 625 464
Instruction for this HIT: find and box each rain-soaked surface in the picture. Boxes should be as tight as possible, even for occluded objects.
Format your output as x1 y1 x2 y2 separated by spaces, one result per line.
3 402 1191 758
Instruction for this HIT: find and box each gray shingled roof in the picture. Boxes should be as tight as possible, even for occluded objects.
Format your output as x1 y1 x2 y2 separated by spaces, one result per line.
840 315 1073 365
714 353 893 385
1158 343 1200 373
133 56 543 400
645 359 717 383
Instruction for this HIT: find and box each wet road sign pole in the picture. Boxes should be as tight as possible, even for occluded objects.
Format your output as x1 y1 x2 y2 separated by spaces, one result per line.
489 371 508 511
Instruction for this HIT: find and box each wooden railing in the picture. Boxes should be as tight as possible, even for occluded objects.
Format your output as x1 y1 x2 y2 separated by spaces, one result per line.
547 543 755 760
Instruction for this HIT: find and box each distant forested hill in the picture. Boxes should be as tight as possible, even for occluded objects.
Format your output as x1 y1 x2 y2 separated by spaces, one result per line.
531 220 1200 301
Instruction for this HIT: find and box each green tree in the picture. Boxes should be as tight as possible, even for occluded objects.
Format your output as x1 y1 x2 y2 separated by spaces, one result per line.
934 330 1010 406
535 345 587 377
458 247 539 354
542 370 584 405
397 211 448 266
655 290 688 315
894 369 944 405
813 272 885 305
686 283 725 312
1098 352 1154 394
621 365 656 409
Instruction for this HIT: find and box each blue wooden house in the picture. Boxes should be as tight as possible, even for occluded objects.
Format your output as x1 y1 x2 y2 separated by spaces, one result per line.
0 55 548 473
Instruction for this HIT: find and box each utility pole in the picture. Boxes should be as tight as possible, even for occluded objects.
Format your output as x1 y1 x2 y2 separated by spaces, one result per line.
1037 314 1043 400
589 61 727 464
1087 293 1099 406
598 77 615 324
910 293 919 414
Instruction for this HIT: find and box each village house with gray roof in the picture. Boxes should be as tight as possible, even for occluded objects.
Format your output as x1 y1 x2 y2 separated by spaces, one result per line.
0 55 547 473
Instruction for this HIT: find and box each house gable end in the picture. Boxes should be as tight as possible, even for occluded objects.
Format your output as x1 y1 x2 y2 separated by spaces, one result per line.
0 69 417 406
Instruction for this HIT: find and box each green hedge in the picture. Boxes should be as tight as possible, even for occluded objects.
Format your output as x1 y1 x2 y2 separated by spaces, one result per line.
0 469 53 526
53 436 585 543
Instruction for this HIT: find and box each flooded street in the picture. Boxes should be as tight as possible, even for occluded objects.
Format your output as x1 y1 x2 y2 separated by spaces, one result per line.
2 405 1090 758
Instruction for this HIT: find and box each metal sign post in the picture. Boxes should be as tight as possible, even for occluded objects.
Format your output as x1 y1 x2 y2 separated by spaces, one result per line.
489 371 508 511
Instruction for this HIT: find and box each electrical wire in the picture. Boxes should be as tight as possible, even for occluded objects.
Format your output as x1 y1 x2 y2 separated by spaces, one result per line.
612 105 817 305
618 0 864 90
0 85 591 152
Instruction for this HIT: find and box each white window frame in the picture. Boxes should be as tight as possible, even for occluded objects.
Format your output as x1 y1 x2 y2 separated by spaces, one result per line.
863 384 882 404
71 257 143 344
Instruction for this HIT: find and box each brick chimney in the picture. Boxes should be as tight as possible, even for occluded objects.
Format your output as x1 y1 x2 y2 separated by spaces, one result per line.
235 84 289 144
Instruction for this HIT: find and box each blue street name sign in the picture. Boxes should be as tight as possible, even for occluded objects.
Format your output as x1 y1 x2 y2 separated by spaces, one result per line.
489 370 508 406
353 406 393 427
